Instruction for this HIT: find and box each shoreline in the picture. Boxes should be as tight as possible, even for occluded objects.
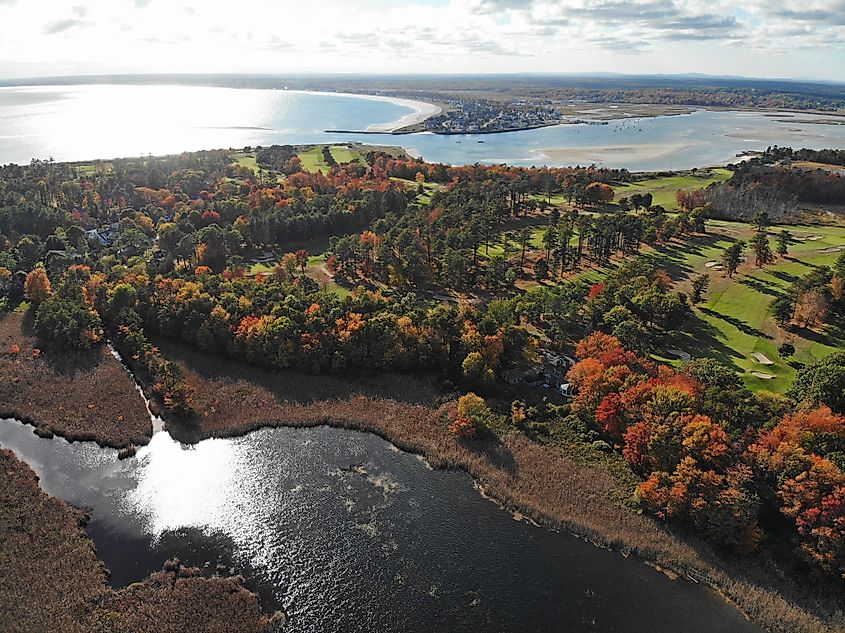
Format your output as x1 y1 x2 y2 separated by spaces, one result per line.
0 447 280 632
326 120 581 136
1 317 842 632
0 82 444 135
2 96 844 169
2 337 840 633
329 104 845 138
276 88 443 132
0 313 153 449
147 340 841 633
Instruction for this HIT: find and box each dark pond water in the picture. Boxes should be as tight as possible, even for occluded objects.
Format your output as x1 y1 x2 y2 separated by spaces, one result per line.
0 418 762 633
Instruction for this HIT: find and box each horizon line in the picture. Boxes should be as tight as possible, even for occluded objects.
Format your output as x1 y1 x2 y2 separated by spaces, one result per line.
1 71 843 87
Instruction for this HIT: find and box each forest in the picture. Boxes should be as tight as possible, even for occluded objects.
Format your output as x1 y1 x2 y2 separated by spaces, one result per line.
1 144 844 594
23 73 843 112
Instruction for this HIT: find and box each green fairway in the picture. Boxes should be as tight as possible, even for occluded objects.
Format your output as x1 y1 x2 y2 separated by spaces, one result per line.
327 145 362 164
249 262 274 274
479 226 551 258
392 177 442 204
613 168 732 210
74 163 99 177
297 147 328 172
298 145 364 172
648 222 845 393
233 152 258 174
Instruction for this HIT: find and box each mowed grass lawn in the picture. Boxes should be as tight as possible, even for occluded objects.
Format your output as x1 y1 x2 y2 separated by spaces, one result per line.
612 168 732 210
648 222 845 393
233 151 259 173
298 145 364 172
249 252 352 297
478 226 548 257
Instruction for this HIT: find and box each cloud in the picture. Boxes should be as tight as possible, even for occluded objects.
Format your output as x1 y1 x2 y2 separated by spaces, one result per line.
594 37 652 53
767 1 845 26
43 18 85 34
0 0 842 80
470 0 530 14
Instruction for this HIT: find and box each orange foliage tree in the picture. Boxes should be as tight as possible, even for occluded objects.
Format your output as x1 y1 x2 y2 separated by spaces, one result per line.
24 268 52 306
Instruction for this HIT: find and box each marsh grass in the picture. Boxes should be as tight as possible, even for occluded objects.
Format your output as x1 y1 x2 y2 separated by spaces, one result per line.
154 339 844 633
0 449 276 633
0 313 151 448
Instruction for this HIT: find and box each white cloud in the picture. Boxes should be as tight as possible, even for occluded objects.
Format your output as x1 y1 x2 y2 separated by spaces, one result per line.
0 0 842 79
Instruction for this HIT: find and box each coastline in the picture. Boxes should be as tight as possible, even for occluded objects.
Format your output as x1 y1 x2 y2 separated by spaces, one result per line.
274 88 442 132
0 83 444 134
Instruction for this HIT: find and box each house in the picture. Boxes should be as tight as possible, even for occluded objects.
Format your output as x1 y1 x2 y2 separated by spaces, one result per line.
502 369 527 385
502 366 552 387
522 367 546 387
540 350 575 370
86 229 106 246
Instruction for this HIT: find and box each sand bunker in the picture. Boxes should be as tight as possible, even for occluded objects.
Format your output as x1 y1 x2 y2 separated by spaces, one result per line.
751 352 774 365
751 371 776 380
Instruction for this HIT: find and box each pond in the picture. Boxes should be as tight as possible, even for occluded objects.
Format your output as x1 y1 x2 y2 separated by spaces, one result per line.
0 417 762 633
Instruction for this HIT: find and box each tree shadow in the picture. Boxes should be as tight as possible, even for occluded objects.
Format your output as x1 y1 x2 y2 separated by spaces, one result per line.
42 348 103 377
737 276 785 299
661 313 747 373
770 269 800 285
699 306 773 340
645 233 735 283
782 255 822 269
463 434 519 476
788 321 845 349
157 337 444 409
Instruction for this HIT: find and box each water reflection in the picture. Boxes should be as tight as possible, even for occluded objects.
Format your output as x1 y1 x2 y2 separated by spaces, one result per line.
1 84 845 170
0 419 762 633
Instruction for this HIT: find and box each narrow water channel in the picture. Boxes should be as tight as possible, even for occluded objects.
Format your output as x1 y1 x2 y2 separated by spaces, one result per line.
0 417 762 633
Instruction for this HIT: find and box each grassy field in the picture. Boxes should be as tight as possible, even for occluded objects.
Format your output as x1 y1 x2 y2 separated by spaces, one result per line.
298 145 364 172
612 168 732 210
478 226 548 257
793 161 845 172
647 222 845 393
248 252 352 297
468 213 843 394
232 151 258 173
391 177 442 204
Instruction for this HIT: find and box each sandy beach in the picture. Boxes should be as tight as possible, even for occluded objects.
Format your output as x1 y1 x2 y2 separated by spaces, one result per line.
362 96 442 132
534 142 699 167
275 89 442 132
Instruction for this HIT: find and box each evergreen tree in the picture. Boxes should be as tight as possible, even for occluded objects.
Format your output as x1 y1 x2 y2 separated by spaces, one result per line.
691 274 710 304
752 232 774 268
722 241 745 277
776 229 791 256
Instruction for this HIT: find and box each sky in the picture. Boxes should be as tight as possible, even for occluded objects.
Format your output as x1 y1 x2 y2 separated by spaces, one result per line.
0 0 843 82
